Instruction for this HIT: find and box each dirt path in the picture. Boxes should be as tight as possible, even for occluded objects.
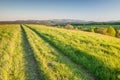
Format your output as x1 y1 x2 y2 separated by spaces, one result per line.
20 25 42 80
26 25 95 80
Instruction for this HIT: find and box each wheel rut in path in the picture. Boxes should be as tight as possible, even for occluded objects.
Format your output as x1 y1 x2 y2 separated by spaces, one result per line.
26 25 95 80
20 25 42 80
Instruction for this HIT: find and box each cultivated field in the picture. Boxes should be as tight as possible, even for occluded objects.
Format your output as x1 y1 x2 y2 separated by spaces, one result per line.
0 24 120 80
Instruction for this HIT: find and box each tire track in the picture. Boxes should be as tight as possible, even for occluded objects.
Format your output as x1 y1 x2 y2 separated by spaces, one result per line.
25 25 95 80
20 25 42 80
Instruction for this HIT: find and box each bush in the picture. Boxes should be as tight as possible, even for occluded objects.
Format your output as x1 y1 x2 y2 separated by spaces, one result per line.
94 27 107 35
107 26 116 36
116 30 120 38
56 25 61 28
77 26 82 30
75 27 78 30
90 27 95 32
65 24 74 29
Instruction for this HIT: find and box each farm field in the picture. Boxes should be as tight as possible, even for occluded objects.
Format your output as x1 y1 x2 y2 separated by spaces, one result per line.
0 24 120 80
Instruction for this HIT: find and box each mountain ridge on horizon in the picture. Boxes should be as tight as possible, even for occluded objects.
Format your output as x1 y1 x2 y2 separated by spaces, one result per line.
0 19 120 25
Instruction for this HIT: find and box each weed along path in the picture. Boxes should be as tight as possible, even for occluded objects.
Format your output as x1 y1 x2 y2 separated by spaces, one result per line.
23 25 95 80
20 25 42 80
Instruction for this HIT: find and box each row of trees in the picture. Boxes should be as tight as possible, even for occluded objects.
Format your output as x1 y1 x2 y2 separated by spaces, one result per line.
90 26 120 38
64 24 120 38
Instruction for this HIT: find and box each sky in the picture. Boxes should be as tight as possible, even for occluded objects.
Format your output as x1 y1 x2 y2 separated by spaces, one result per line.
0 0 120 21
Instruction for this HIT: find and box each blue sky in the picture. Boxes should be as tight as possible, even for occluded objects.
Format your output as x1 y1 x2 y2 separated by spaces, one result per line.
0 0 120 21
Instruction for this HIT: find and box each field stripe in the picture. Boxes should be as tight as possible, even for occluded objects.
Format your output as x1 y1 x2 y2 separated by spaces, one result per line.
27 25 120 80
0 25 26 80
25 25 95 80
20 25 42 80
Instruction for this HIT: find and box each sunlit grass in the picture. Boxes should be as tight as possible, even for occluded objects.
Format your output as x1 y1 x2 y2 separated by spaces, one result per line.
23 25 91 80
0 25 26 80
0 24 120 80
28 24 120 80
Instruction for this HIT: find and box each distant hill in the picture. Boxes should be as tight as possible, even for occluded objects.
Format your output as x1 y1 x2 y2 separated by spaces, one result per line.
0 19 120 25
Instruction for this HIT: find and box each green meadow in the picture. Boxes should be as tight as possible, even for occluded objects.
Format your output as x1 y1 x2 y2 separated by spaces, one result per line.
0 24 120 80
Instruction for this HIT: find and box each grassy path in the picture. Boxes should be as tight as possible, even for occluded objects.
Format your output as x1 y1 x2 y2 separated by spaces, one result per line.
20 25 42 80
1 24 120 80
27 25 120 80
0 25 26 80
23 25 95 80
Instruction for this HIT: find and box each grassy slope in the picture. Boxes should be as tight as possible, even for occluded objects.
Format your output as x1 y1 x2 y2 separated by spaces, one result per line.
21 25 42 80
22 25 94 80
0 24 120 80
0 25 26 80
28 24 120 80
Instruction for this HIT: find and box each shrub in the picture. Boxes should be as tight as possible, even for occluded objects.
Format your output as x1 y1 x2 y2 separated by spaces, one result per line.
90 27 95 32
94 27 107 35
77 26 82 29
75 27 79 30
65 24 74 29
107 26 116 36
116 30 120 38
56 25 61 28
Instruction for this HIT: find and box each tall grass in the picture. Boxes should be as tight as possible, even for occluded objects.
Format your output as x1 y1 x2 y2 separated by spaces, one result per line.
0 25 26 80
0 24 120 80
23 25 92 80
28 24 120 80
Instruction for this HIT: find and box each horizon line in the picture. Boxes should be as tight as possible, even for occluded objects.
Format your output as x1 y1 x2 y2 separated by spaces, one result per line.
0 19 120 22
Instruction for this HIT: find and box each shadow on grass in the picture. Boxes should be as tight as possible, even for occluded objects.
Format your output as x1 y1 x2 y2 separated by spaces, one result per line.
20 25 44 80
25 25 119 80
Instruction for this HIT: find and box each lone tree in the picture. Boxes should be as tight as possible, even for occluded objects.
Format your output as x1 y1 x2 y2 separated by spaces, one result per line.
107 26 116 36
65 24 74 29
90 26 95 32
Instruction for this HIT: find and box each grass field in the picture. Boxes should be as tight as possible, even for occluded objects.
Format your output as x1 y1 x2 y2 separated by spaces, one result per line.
0 24 120 80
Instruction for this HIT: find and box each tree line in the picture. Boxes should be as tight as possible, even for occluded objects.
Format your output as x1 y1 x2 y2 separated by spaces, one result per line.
57 24 120 38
